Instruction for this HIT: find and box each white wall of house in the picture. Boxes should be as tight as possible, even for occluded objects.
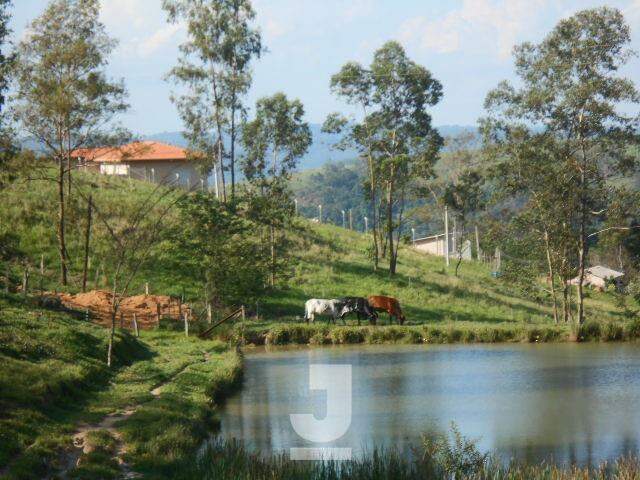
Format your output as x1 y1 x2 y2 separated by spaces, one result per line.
98 161 208 190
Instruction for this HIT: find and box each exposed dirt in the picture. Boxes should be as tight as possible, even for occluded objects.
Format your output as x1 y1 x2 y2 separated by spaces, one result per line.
51 289 191 329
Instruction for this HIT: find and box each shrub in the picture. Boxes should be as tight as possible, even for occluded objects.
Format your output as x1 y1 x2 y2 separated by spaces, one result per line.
403 328 424 344
602 322 624 342
447 328 463 343
309 331 330 345
579 320 602 341
423 326 446 344
329 327 366 344
626 318 640 339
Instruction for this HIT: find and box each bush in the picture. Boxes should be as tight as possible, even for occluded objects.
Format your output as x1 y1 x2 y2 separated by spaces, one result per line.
578 320 602 341
602 322 624 342
329 327 366 344
626 318 640 339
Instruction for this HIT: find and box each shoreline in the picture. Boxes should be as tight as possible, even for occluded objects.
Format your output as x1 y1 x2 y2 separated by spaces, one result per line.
232 318 640 346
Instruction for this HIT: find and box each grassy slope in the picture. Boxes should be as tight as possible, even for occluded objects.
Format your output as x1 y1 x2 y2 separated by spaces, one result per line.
249 223 630 337
0 295 241 479
0 170 631 340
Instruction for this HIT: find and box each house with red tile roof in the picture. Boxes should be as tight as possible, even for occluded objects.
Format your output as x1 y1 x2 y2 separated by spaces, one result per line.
74 141 208 189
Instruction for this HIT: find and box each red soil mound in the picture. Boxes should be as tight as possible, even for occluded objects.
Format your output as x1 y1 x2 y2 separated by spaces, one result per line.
53 290 190 329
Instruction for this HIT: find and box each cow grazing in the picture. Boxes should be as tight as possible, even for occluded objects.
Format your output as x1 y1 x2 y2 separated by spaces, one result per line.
367 296 406 325
304 299 346 324
339 297 378 325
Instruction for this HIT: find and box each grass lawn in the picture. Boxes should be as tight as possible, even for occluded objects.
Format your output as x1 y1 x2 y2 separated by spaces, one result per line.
0 294 241 479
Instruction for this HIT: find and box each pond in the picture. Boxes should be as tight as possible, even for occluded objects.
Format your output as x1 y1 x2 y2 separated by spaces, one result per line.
219 343 640 465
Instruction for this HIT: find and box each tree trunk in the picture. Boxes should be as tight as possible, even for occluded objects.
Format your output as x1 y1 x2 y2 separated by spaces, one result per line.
82 194 93 292
577 167 587 325
230 110 236 201
387 180 396 275
367 154 379 271
269 224 276 287
218 138 226 202
454 224 464 277
543 229 559 324
107 310 116 367
562 281 569 323
57 159 68 285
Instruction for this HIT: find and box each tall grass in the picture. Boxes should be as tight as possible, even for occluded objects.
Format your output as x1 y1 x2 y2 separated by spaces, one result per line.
235 320 640 345
194 430 640 480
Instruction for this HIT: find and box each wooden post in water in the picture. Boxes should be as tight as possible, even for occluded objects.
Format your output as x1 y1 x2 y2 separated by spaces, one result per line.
133 313 139 337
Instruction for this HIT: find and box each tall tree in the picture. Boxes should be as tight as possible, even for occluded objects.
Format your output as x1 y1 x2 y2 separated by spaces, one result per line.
241 92 312 286
327 41 443 275
0 0 15 189
12 0 129 285
482 7 640 324
164 0 263 201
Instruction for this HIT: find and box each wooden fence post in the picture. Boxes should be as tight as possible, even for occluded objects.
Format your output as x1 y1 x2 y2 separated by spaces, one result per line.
241 305 246 321
184 312 189 338
145 282 149 295
133 313 139 337
207 303 212 325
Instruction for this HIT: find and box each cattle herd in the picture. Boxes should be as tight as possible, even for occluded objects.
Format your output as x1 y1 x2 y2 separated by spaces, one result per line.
304 295 405 325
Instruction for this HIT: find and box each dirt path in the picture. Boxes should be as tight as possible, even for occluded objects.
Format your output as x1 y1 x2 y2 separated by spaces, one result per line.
57 350 212 479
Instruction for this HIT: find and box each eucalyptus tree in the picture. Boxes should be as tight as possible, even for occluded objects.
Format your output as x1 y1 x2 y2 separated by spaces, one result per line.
482 7 640 324
163 0 263 201
241 92 312 286
12 0 129 285
326 41 443 275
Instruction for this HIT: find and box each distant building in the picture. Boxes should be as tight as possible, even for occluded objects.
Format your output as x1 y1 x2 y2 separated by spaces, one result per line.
73 141 208 189
570 266 624 291
413 233 448 257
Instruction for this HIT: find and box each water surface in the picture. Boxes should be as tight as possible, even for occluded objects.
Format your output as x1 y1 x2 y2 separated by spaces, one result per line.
220 343 640 464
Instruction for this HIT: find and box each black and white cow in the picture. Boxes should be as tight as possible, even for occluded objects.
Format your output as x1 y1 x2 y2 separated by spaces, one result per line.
339 297 378 325
304 298 346 324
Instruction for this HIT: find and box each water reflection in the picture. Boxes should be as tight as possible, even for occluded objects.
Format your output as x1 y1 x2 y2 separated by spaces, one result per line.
219 344 640 465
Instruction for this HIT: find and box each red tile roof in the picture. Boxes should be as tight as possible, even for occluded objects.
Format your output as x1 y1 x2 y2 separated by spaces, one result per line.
74 141 189 163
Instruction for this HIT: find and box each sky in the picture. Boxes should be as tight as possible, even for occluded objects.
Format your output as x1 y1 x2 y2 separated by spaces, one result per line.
8 0 640 136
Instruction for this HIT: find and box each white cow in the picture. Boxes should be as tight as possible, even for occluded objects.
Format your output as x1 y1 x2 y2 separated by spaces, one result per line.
304 298 345 324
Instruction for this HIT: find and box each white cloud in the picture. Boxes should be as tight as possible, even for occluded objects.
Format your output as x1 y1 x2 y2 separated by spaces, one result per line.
340 0 373 22
138 23 183 57
264 17 290 39
100 0 150 30
398 0 550 59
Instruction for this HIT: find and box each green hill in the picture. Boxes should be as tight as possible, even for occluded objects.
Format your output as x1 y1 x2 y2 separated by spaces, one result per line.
0 169 632 337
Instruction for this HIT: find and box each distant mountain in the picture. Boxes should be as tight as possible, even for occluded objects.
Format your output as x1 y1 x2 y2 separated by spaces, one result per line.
144 124 478 172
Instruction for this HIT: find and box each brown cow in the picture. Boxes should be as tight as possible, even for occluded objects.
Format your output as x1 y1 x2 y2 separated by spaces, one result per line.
367 296 406 325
